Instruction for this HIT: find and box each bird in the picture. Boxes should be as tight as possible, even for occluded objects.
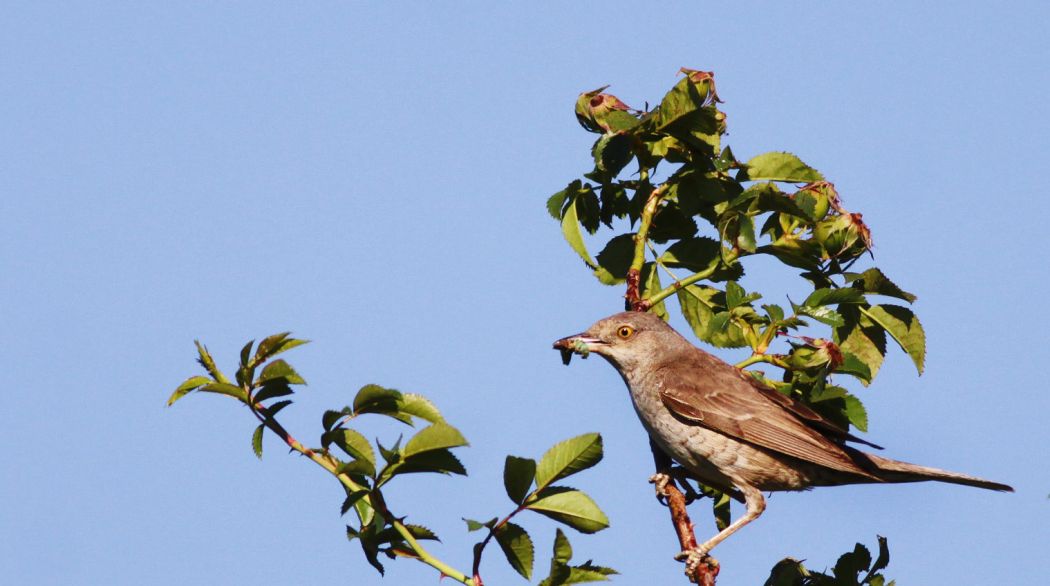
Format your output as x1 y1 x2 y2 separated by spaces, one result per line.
553 311 1012 570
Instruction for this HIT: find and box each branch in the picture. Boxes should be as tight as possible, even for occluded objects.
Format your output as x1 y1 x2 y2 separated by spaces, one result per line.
626 180 668 308
651 442 719 585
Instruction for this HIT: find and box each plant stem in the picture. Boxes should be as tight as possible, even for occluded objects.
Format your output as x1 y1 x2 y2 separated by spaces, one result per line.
246 399 474 585
642 250 740 309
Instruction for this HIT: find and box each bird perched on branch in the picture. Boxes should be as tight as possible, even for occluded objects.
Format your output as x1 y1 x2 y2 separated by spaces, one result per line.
554 311 1012 572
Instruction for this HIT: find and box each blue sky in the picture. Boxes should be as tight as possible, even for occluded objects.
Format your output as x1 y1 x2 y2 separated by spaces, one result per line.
3 2 1048 584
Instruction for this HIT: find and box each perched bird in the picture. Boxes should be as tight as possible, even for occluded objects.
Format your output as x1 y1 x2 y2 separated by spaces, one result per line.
553 311 1012 569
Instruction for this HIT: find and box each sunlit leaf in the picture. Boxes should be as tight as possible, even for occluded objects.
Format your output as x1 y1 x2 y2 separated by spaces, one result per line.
258 359 306 385
251 424 264 459
526 487 609 534
534 433 603 490
495 522 535 580
504 456 537 504
739 152 824 183
862 305 926 374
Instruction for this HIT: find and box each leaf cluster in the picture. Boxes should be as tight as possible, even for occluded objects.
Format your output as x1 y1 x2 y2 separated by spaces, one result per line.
169 335 614 585
549 68 926 446
765 536 894 586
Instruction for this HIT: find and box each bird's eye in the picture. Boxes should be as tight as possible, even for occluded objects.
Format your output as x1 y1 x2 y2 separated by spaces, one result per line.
617 325 635 339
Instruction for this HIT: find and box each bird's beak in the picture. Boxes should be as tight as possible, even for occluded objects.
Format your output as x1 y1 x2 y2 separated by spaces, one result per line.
553 333 604 365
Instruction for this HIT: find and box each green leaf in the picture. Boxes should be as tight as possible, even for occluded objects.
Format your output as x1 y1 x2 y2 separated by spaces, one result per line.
836 352 873 384
796 304 845 327
835 305 888 383
593 234 636 285
464 517 498 532
353 384 412 424
258 359 306 385
677 285 751 348
341 489 369 516
504 456 537 504
194 340 230 384
403 423 468 458
254 334 308 364
251 424 264 459
322 408 350 431
739 152 824 183
846 268 917 303
564 563 618 583
804 287 866 307
561 193 598 269
552 528 573 564
323 428 377 471
660 237 721 273
534 433 603 490
495 522 535 580
254 379 294 403
843 394 869 432
239 340 254 367
398 393 444 423
526 487 609 534
593 133 634 177
395 448 467 476
167 375 211 406
198 381 247 401
547 187 570 220
266 399 293 416
654 71 716 130
711 489 731 531
862 305 926 374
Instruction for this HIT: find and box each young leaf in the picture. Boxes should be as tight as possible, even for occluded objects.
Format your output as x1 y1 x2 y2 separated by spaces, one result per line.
463 517 498 532
738 152 824 183
322 408 351 431
167 375 211 406
323 428 377 471
251 424 264 459
526 487 610 534
562 193 599 269
861 305 926 374
254 333 309 364
403 423 469 458
198 382 247 401
239 340 254 367
534 433 603 490
495 522 535 580
194 340 230 384
552 528 573 564
257 359 306 385
266 399 293 417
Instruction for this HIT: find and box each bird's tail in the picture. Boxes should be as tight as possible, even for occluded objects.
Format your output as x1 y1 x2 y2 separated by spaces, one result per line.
849 449 1013 492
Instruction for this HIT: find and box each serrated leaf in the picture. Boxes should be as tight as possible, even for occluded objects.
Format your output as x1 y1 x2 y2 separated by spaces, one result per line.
593 133 634 177
677 285 751 348
846 268 917 303
593 234 635 285
535 434 603 490
322 408 350 431
254 333 309 364
239 340 254 367
403 423 468 458
167 375 211 405
562 193 599 269
394 449 467 476
398 393 444 423
797 304 845 327
353 384 412 424
495 522 535 580
324 428 376 470
194 340 230 384
198 381 247 401
526 487 609 534
804 287 866 307
564 564 618 583
266 399 293 417
836 352 873 384
835 305 887 383
862 305 926 374
254 379 294 403
258 359 306 385
251 424 264 459
739 152 824 183
504 456 537 504
843 394 869 432
660 237 720 273
640 263 668 321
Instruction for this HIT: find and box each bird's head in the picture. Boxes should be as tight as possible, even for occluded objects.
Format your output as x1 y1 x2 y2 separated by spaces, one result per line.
553 311 679 372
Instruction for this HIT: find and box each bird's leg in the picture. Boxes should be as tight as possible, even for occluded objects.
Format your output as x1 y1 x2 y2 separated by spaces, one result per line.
675 484 765 576
649 471 672 504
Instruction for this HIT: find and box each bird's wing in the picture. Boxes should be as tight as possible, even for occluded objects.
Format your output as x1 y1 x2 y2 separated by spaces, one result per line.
656 353 877 478
744 376 883 450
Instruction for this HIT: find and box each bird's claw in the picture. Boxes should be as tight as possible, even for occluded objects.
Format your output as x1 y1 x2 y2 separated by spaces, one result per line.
649 472 671 505
675 547 716 580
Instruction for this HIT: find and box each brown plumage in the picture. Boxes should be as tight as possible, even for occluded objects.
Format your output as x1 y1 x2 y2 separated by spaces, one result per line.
554 311 1012 563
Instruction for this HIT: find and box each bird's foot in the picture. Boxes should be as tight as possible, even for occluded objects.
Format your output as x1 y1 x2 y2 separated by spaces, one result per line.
675 547 718 582
649 472 672 504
